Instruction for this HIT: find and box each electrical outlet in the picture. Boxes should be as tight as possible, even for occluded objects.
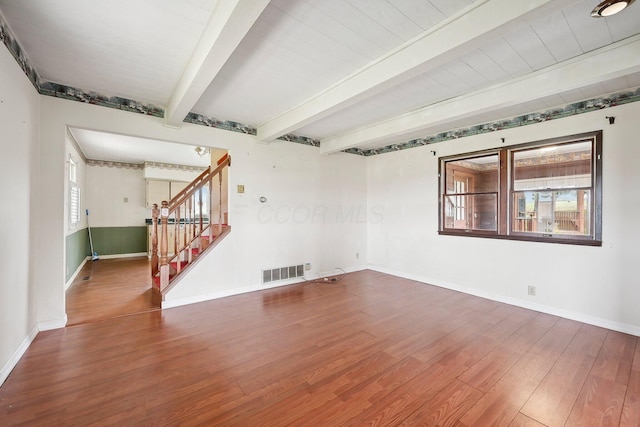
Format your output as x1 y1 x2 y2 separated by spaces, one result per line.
528 285 536 296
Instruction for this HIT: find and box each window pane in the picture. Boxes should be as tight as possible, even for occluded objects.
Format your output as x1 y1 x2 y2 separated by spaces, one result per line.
445 154 499 193
443 193 497 231
512 190 591 235
70 185 80 225
513 141 591 191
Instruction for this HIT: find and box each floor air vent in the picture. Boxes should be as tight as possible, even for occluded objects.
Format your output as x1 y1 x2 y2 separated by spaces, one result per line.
262 265 304 284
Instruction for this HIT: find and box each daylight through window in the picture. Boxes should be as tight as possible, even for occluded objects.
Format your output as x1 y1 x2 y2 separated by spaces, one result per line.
439 131 602 245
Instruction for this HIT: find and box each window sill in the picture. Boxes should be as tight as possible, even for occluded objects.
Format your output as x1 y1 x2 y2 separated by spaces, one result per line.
438 230 602 246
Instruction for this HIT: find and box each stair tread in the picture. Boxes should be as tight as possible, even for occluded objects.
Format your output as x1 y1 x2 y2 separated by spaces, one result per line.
152 225 231 292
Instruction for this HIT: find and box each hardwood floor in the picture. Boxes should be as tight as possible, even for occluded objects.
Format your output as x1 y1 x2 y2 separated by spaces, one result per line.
2 270 639 425
65 257 161 325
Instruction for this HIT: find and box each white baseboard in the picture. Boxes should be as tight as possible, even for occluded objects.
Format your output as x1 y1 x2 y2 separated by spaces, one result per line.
163 265 367 310
38 314 68 331
162 280 301 309
0 324 38 386
1 315 68 387
368 265 640 338
93 252 148 260
65 258 89 291
304 265 367 281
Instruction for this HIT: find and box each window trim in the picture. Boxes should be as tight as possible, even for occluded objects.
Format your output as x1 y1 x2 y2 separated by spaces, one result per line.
68 157 81 227
438 131 602 246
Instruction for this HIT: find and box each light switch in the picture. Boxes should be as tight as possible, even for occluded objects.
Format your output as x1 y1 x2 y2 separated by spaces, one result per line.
237 185 245 193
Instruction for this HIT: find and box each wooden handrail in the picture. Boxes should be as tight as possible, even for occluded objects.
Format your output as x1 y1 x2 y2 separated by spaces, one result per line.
169 155 230 212
216 152 229 165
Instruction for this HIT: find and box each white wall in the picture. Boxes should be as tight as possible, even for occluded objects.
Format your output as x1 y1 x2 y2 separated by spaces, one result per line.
367 101 640 335
85 165 148 227
0 46 40 384
164 142 369 304
37 96 369 317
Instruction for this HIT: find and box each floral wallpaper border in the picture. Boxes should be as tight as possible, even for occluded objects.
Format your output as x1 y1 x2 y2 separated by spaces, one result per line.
0 12 39 89
143 161 206 173
86 159 144 170
86 159 207 172
2 13 639 158
182 113 321 147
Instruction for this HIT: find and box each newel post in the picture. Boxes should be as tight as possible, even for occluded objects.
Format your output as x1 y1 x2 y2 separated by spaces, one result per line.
159 200 170 290
151 203 159 278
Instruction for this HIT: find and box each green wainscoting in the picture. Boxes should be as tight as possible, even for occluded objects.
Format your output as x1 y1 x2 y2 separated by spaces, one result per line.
90 226 148 256
65 228 90 282
65 226 148 282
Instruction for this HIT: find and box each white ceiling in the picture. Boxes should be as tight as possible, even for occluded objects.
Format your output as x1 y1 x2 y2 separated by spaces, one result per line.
69 128 211 167
1 0 639 161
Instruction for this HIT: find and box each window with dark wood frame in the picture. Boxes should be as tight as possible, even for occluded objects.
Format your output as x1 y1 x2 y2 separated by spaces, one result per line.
438 131 602 246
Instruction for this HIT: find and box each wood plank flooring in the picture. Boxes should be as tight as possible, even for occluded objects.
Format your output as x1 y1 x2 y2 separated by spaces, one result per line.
65 257 161 325
2 269 639 425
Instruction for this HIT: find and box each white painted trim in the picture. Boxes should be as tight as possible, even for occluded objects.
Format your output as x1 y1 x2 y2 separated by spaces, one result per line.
303 265 367 281
368 265 640 338
1 315 68 387
162 265 367 309
38 315 68 331
0 325 39 387
94 252 148 260
162 280 301 309
65 257 88 291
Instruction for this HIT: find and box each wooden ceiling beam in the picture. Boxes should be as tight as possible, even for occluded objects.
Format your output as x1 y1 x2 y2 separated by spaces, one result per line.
164 0 269 128
256 0 576 143
319 35 640 154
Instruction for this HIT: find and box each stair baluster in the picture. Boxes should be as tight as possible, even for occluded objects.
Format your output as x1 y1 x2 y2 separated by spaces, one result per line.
159 201 170 288
153 154 231 296
218 170 223 236
151 203 159 279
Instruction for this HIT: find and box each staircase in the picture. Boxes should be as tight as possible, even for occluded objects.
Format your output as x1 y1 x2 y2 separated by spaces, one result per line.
150 154 231 296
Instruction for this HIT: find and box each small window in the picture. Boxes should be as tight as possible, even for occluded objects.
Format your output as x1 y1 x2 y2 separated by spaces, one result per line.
511 140 594 240
442 154 499 232
439 131 602 245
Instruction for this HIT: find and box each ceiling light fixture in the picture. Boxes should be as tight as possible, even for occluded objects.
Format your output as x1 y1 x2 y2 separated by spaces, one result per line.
591 0 635 17
194 146 210 157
